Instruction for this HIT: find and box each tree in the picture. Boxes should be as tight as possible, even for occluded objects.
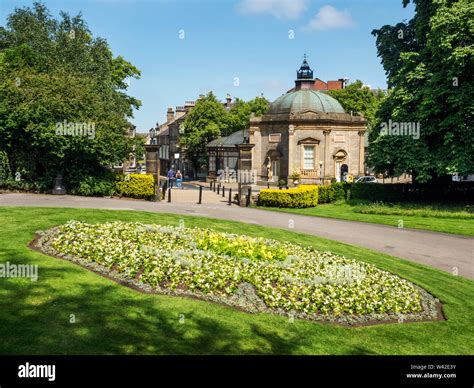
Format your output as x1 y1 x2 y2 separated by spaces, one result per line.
181 93 269 174
0 2 141 190
180 92 227 174
223 96 269 136
327 80 385 130
369 0 473 182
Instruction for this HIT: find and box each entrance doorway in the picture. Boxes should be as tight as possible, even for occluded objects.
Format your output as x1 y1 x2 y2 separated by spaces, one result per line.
341 164 348 182
333 149 348 182
271 160 279 182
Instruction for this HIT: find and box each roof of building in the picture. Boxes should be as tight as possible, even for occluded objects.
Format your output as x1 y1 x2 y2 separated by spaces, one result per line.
207 128 248 148
267 89 345 115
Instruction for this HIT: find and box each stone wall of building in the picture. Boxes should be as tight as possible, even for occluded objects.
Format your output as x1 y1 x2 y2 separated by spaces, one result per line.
250 118 365 183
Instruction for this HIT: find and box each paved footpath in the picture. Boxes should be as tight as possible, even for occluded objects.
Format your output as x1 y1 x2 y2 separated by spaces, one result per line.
1 193 472 280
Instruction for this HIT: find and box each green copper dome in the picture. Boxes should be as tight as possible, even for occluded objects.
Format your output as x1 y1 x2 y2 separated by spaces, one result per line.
268 90 345 115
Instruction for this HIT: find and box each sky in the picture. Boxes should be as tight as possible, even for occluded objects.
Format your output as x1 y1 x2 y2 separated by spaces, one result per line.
1 0 415 133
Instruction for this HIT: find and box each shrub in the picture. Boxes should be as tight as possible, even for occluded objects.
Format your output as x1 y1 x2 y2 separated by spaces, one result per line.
70 175 117 197
0 151 12 183
115 173 155 200
331 182 349 200
316 182 349 204
318 185 335 204
258 185 318 208
349 182 474 203
289 171 301 182
68 170 118 197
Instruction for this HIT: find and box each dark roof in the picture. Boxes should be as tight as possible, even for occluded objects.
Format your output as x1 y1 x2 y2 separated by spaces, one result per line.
158 128 169 137
207 128 248 148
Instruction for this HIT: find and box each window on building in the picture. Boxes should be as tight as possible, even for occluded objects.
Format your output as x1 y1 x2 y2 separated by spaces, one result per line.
303 146 315 169
209 156 216 172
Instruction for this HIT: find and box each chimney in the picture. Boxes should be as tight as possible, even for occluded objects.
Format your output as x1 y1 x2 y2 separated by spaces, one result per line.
167 107 174 122
184 100 195 112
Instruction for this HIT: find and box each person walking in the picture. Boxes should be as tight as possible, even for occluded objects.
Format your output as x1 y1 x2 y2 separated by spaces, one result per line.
176 170 183 189
167 168 175 189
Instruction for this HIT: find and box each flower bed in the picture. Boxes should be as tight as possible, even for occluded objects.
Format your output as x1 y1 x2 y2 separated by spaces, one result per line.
36 221 440 325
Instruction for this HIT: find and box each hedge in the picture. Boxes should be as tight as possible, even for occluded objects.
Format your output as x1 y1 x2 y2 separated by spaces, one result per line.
349 182 474 203
257 185 318 208
115 174 155 200
317 185 335 204
315 182 350 204
350 182 474 202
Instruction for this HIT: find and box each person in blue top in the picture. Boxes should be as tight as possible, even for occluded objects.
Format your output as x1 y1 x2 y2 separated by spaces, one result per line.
167 168 175 188
176 170 183 189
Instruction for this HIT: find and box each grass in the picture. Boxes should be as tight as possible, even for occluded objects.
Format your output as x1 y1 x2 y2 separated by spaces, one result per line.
258 201 474 236
0 206 473 355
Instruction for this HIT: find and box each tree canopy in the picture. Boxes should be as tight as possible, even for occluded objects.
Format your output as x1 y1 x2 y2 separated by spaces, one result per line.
369 0 473 182
0 2 142 189
327 80 385 130
181 93 269 171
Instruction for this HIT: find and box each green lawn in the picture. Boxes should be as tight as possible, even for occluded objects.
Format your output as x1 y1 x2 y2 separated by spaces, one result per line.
0 206 473 355
258 202 474 236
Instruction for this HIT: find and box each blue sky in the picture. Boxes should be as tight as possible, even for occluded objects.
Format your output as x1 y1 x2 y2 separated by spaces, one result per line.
1 0 415 133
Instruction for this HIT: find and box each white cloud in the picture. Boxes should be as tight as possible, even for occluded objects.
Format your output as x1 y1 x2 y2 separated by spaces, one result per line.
236 0 309 20
304 5 355 31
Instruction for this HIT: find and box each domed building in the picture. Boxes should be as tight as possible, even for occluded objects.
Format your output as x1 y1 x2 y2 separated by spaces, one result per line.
249 57 367 184
207 57 367 184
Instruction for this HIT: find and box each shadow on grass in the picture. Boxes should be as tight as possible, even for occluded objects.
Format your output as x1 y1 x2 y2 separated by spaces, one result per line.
1 263 311 355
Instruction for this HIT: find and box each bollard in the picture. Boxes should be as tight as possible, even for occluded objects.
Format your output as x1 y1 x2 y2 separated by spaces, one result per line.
213 181 216 192
228 188 232 205
198 185 202 204
267 182 270 189
167 187 171 203
217 184 220 195
209 181 212 191
246 187 251 207
222 186 225 198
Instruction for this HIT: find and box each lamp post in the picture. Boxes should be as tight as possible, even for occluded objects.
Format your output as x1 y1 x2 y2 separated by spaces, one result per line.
319 161 323 185
145 126 160 199
149 127 157 145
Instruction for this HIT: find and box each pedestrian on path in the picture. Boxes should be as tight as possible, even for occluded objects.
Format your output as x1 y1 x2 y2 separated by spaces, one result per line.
176 170 183 189
167 168 175 189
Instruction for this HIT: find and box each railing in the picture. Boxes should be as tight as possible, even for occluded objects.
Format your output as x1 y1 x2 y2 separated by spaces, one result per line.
300 169 319 177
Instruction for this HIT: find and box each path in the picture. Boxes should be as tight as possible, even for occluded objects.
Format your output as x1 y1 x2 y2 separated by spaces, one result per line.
0 193 472 279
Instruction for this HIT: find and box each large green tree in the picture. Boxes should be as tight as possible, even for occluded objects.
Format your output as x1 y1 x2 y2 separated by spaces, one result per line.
180 92 227 172
0 2 141 189
327 80 385 130
369 0 473 182
223 96 269 136
181 93 269 173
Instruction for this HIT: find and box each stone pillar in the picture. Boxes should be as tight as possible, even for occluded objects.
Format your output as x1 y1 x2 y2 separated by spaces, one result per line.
288 124 295 179
249 127 261 178
323 129 331 181
145 144 160 199
236 143 255 206
358 130 365 176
